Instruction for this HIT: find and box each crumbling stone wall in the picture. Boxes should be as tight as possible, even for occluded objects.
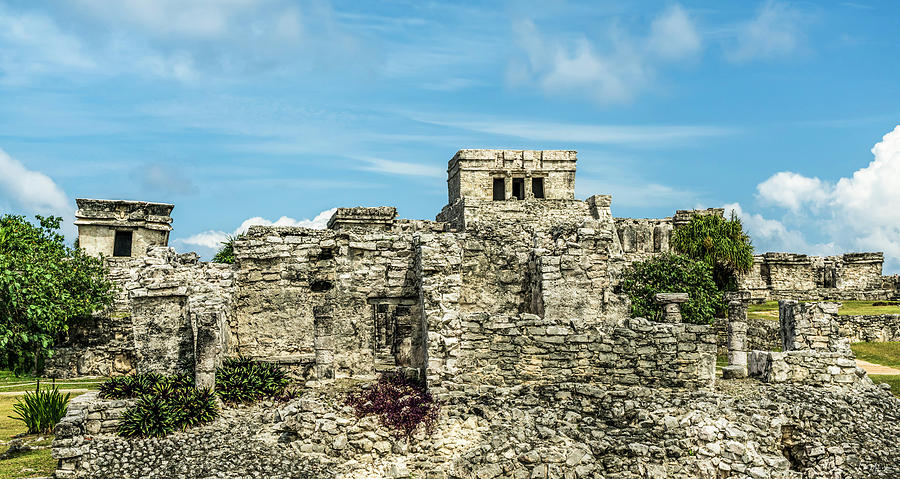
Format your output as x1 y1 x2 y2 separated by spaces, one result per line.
47 248 234 378
836 314 900 343
451 314 717 389
750 301 865 387
53 379 900 479
740 252 892 302
233 217 446 378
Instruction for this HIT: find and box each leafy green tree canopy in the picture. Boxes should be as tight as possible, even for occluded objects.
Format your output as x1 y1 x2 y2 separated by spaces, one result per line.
619 254 720 325
0 215 114 373
670 212 754 291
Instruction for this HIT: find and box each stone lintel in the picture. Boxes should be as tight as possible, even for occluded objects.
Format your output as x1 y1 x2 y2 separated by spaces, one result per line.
654 293 689 304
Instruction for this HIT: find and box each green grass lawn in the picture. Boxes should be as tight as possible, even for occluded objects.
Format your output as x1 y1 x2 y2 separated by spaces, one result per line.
0 394 64 479
0 369 103 479
850 342 900 369
849 342 900 398
0 370 102 393
747 300 900 321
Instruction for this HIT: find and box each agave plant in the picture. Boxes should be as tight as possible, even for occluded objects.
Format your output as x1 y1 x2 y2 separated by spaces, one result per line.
9 382 71 434
215 357 290 404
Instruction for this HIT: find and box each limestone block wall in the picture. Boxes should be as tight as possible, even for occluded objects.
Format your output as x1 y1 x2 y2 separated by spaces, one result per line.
749 350 861 386
446 149 577 203
233 220 445 378
836 314 900 343
416 233 463 389
450 314 717 389
712 315 781 357
739 252 890 302
614 217 672 259
529 223 627 322
749 301 867 388
46 248 234 378
779 301 847 352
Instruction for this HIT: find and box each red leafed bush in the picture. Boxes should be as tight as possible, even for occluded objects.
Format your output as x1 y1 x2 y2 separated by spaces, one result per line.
346 374 440 439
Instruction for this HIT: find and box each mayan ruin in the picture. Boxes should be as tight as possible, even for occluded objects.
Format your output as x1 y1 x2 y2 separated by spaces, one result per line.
2 3 900 479
33 149 898 478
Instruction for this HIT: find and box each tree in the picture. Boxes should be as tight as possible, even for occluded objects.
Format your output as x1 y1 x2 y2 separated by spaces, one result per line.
0 215 115 374
670 212 754 291
212 235 237 264
619 254 720 325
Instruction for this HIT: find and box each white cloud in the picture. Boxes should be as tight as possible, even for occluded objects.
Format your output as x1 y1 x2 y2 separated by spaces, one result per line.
726 1 807 62
724 202 834 255
756 171 831 212
0 148 70 216
180 208 337 249
509 3 701 104
749 125 900 271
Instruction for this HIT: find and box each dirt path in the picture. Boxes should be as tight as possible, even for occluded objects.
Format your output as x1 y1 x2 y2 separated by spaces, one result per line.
856 359 900 375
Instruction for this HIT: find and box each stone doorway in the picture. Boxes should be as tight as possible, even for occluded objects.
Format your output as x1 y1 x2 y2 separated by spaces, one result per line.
369 298 418 371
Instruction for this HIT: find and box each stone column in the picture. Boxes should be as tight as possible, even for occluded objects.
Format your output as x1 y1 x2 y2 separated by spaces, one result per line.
654 293 689 322
313 305 335 380
723 291 751 379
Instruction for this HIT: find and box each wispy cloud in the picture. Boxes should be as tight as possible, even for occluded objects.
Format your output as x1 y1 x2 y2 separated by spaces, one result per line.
355 157 444 178
414 116 736 147
725 1 811 62
508 4 702 104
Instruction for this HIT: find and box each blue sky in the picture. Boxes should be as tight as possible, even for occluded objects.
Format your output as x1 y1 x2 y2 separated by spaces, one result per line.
1 1 899 269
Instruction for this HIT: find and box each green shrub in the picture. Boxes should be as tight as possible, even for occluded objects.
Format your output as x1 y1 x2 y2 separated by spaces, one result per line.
107 372 218 438
619 253 720 325
170 388 219 430
215 357 290 404
9 383 70 434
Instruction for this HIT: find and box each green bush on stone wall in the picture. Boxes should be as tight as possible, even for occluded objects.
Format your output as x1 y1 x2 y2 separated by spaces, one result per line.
619 253 720 325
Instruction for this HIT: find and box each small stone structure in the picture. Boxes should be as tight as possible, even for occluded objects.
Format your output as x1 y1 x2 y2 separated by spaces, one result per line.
654 292 689 323
75 199 173 259
750 300 864 387
723 291 751 379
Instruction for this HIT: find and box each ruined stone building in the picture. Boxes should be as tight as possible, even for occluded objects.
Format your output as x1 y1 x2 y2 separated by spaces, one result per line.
48 149 896 382
49 149 900 479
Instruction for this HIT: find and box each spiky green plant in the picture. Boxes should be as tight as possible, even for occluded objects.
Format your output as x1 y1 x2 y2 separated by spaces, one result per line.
215 357 290 404
670 211 754 291
9 382 70 434
212 235 237 264
117 394 177 438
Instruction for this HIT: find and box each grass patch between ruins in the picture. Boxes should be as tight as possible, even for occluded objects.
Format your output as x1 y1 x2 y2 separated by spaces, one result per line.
747 300 900 321
850 342 900 370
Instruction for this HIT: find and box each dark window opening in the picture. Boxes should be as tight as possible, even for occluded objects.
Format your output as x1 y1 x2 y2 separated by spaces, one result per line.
113 231 133 257
532 177 545 199
310 279 334 292
493 178 505 200
317 247 335 260
512 178 525 200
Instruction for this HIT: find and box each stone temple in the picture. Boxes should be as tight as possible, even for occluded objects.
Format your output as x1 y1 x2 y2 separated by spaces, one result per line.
49 149 900 478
